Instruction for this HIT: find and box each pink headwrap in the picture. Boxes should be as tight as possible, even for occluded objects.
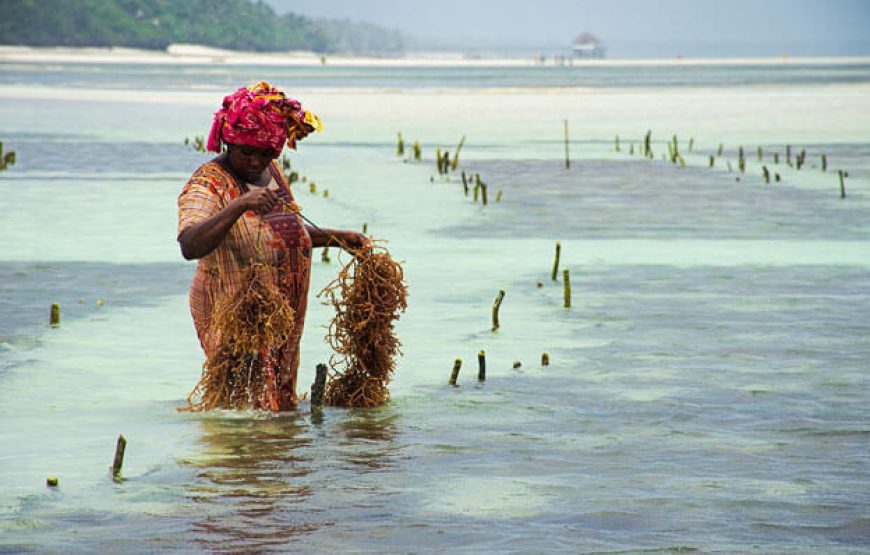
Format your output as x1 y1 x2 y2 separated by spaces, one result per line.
206 81 322 154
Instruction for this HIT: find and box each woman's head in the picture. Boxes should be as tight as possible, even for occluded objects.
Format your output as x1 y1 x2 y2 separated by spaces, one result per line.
206 81 322 155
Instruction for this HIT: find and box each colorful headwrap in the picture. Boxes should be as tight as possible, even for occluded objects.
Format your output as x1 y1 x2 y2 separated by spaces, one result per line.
206 81 323 154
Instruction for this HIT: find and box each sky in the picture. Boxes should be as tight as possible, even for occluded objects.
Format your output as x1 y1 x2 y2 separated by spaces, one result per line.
264 0 870 57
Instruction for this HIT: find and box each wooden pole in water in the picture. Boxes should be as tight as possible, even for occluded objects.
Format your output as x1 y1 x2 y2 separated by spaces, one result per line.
786 145 792 166
709 155 714 168
821 154 827 172
564 120 570 169
839 170 847 198
541 352 550 366
477 350 486 381
688 137 694 152
473 174 480 202
762 166 770 184
311 363 327 406
50 303 60 327
563 269 571 308
551 241 561 281
397 131 404 156
449 358 462 385
414 141 421 161
757 146 763 162
614 135 621 152
495 190 503 203
644 130 652 158
111 435 126 482
461 171 469 196
492 290 505 331
717 143 724 157
774 152 779 165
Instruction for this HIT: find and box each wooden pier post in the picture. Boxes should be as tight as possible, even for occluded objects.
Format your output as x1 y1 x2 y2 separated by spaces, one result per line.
839 170 847 198
821 154 827 172
541 352 550 366
397 131 404 156
477 350 486 381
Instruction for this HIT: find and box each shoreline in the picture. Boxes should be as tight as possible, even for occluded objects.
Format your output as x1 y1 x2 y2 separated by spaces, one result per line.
2 44 869 68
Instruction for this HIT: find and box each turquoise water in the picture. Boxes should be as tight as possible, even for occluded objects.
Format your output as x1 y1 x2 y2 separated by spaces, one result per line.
1 61 869 553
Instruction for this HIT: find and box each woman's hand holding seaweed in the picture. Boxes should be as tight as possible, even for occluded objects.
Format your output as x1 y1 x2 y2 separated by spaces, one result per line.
240 187 278 214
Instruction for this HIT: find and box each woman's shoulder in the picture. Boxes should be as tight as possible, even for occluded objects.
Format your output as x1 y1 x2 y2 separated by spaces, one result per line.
185 160 236 196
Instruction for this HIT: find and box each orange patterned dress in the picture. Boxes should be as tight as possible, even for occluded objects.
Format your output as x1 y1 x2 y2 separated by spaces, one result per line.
178 160 312 410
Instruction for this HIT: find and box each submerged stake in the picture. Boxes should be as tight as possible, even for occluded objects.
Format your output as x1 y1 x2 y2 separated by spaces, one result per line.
111 435 126 482
563 269 571 308
311 363 328 406
551 241 561 281
478 350 486 381
839 170 847 198
492 290 506 331
564 120 570 169
541 352 550 366
49 303 60 327
449 358 462 385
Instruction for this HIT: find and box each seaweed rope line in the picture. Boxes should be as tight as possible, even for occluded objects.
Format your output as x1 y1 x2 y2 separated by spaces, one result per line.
278 198 350 251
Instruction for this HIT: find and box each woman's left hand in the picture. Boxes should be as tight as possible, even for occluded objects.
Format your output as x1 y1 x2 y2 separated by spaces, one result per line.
339 231 369 251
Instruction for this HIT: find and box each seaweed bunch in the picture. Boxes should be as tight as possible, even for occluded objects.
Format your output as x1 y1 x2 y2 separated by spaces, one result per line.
187 261 295 411
318 242 408 407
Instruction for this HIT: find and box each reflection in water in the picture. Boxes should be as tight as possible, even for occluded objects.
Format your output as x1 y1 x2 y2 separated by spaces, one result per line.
181 407 402 552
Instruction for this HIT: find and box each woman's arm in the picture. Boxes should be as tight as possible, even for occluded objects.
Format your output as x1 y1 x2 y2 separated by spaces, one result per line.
306 225 367 251
178 187 278 260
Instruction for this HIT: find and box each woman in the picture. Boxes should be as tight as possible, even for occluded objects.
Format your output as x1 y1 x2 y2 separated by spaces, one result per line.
178 81 365 410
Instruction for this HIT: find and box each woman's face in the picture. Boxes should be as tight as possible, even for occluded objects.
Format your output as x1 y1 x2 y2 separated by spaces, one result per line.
226 143 279 182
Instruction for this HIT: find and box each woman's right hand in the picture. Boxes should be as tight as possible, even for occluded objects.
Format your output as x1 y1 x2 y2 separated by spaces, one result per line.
239 187 278 214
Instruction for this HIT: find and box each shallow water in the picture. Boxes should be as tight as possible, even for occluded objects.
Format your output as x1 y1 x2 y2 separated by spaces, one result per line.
1 61 869 553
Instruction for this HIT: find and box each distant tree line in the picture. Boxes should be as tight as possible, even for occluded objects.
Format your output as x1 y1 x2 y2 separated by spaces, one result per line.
0 0 406 54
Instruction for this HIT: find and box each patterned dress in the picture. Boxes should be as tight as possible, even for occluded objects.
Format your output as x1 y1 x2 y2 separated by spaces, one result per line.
178 160 311 410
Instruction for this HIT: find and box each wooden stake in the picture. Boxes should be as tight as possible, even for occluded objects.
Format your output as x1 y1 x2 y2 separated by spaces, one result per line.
111 435 126 482
839 170 847 198
362 222 368 235
413 141 421 161
477 350 486 381
449 358 462 385
757 146 763 162
321 246 331 263
541 352 550 366
709 155 714 168
551 241 561 281
614 135 621 152
688 137 694 152
397 131 404 156
564 120 570 169
821 154 827 172
774 152 779 165
762 166 770 184
495 190 502 203
311 363 327 406
50 303 60 327
473 174 480 202
717 143 724 157
644 130 652 158
46 477 59 487
461 171 469 196
563 269 571 308
492 289 505 331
